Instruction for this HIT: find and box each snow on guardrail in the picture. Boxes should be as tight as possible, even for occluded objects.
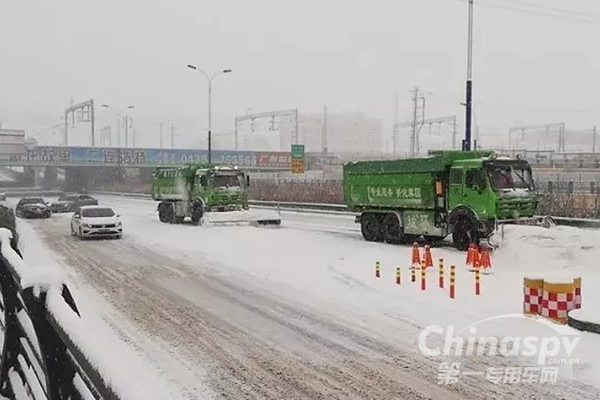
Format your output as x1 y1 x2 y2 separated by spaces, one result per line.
0 217 175 399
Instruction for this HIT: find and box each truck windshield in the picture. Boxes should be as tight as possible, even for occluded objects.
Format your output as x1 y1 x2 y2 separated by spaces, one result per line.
211 174 244 188
487 166 533 191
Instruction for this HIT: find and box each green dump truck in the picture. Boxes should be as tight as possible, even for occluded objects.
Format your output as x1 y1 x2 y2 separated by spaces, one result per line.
151 164 280 225
344 150 540 250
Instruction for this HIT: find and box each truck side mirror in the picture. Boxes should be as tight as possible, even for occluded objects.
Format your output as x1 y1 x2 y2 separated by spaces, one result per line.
246 175 250 187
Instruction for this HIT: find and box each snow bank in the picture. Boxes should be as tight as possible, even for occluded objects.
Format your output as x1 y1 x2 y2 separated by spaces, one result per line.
204 208 280 224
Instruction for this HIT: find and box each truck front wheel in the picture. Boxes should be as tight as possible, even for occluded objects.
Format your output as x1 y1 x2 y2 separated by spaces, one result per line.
382 213 403 244
452 217 478 251
191 203 204 225
361 213 383 242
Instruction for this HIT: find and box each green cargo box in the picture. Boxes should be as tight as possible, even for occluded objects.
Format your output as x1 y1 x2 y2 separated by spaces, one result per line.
343 150 493 211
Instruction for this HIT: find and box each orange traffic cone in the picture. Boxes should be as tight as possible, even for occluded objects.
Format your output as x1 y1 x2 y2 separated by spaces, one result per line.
411 242 421 268
465 243 476 268
479 243 492 273
473 245 480 269
424 245 434 269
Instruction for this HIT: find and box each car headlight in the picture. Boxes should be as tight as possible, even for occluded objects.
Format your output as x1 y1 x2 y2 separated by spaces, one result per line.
116 221 122 227
81 223 90 228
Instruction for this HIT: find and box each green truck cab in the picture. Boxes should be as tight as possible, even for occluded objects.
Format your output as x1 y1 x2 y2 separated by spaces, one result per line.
343 150 538 250
151 164 250 224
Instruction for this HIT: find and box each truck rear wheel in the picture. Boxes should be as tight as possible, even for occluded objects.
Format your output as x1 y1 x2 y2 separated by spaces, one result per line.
382 213 403 244
191 202 204 225
452 217 478 251
361 213 383 242
158 203 168 223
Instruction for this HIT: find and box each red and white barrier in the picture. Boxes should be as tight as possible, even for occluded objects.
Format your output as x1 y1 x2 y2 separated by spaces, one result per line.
574 277 582 309
523 276 544 315
541 278 576 324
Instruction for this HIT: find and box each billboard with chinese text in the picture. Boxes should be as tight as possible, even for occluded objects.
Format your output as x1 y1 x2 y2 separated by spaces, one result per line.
1 146 293 170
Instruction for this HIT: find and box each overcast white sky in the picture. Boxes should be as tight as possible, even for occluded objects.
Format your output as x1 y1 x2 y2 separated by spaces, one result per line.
0 0 598 149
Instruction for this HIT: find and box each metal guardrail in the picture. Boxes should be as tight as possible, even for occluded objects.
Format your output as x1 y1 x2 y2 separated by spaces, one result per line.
0 189 64 198
0 206 121 399
93 192 353 215
92 191 600 229
248 200 350 214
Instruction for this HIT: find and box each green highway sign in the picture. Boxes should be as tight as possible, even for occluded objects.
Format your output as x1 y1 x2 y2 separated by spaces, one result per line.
291 144 305 159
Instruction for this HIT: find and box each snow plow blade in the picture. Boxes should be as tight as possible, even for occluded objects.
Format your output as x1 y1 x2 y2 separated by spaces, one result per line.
202 209 281 226
497 216 556 229
486 216 555 249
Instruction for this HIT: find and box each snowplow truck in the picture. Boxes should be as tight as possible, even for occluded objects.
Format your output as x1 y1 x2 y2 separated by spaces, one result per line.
151 164 280 225
343 150 540 250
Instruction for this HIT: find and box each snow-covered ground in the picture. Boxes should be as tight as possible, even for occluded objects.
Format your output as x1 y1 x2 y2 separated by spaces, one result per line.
8 194 600 399
15 217 187 400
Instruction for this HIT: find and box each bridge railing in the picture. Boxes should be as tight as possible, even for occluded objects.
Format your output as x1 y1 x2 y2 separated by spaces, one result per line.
0 206 121 400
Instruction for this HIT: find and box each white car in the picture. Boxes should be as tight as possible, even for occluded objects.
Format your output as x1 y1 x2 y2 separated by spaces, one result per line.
71 206 123 240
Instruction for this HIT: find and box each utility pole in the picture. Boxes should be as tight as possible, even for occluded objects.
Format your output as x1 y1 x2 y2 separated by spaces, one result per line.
463 0 474 151
418 96 425 153
295 108 299 145
393 93 399 156
559 122 566 152
452 115 458 149
124 115 129 147
132 117 136 147
160 122 164 149
593 126 597 153
322 105 328 153
410 87 425 156
171 123 176 148
411 87 419 156
234 119 239 150
91 99 96 147
117 113 122 147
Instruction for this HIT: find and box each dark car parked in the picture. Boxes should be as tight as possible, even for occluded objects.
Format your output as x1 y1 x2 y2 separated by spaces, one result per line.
51 193 98 213
73 194 99 209
15 197 51 219
51 193 79 213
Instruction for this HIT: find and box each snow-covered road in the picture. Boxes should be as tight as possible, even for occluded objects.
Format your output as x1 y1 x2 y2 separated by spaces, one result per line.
12 195 600 399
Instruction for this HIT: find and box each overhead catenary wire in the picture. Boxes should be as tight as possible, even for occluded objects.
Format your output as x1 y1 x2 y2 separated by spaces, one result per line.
473 0 600 26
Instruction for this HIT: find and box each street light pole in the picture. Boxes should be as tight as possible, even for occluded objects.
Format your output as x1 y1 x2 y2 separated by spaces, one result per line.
208 77 212 163
187 64 232 164
463 0 474 151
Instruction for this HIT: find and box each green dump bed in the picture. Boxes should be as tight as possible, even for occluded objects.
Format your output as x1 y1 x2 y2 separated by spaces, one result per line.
151 166 195 201
343 150 492 211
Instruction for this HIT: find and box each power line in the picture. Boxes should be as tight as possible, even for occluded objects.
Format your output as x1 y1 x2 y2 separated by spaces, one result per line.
475 0 600 26
497 0 600 20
